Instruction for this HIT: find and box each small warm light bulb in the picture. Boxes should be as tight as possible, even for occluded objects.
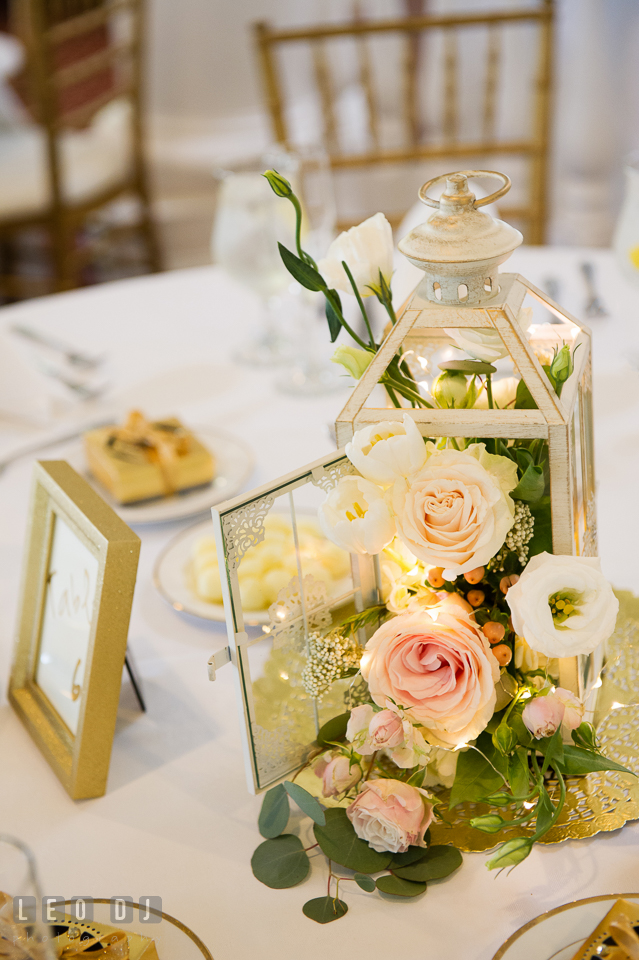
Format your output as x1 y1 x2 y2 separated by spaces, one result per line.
611 701 625 710
592 676 603 689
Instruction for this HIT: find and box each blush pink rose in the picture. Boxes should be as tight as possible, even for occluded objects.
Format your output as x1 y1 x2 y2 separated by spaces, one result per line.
360 607 500 747
367 710 404 752
315 753 362 797
554 687 585 735
347 779 433 853
522 694 565 739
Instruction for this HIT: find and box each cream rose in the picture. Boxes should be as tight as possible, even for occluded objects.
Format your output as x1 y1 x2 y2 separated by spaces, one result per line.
388 443 518 579
318 212 393 297
319 475 395 555
360 605 500 747
346 779 433 853
346 414 428 486
506 552 619 658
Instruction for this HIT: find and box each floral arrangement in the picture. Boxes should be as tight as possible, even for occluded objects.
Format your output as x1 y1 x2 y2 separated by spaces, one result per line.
248 173 630 925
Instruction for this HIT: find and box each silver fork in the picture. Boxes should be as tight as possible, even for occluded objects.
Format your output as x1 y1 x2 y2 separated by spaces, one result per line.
10 324 105 369
580 261 609 318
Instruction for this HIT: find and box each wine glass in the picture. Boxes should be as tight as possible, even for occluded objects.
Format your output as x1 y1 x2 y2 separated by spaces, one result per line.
614 151 639 286
0 835 56 959
211 148 299 366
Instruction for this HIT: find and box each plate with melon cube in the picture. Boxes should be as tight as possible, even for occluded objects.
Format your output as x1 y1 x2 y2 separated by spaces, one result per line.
153 513 352 623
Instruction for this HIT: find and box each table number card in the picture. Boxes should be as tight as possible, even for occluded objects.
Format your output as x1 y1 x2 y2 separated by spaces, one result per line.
9 461 140 799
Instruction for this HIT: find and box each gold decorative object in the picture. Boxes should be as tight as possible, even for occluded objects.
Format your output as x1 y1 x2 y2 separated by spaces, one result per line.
9 461 140 800
335 170 596 698
253 2 554 239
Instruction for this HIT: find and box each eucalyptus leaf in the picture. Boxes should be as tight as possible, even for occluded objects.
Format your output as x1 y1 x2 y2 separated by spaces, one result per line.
388 845 432 869
392 846 462 882
555 745 636 778
317 713 350 747
258 784 290 839
278 243 326 292
376 875 427 898
284 781 326 826
302 896 348 924
314 808 392 873
354 874 376 893
251 835 310 889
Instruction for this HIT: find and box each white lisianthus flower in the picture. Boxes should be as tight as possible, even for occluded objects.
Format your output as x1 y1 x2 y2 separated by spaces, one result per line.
319 475 395 555
388 443 518 579
422 747 459 788
506 552 619 658
474 376 519 410
331 344 375 380
388 719 431 769
318 212 393 297
346 414 428 486
444 327 509 363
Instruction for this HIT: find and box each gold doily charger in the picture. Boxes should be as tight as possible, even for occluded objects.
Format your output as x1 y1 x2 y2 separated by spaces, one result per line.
258 589 639 854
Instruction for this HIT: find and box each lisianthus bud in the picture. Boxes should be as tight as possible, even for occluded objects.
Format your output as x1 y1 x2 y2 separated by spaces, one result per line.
486 837 533 870
263 169 293 198
332 345 375 380
470 814 505 834
432 370 473 409
547 344 574 396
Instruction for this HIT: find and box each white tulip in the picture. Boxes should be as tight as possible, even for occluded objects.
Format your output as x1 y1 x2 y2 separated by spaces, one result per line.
506 552 619 658
445 327 509 363
318 212 393 297
319 475 395 555
346 413 428 486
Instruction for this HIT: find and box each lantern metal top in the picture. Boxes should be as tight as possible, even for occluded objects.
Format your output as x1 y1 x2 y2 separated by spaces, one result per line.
398 170 523 305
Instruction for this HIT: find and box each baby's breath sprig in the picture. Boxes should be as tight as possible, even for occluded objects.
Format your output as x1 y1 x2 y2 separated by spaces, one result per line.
490 501 535 571
302 630 364 701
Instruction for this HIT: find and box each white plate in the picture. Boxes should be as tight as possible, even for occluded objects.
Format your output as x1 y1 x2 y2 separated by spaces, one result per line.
492 894 639 960
65 427 254 524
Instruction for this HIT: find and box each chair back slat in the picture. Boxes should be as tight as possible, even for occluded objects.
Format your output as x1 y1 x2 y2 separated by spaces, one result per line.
53 38 135 91
254 2 555 242
482 24 501 142
46 0 130 45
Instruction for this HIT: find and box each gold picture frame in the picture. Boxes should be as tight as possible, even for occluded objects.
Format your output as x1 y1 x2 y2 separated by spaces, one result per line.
8 461 140 800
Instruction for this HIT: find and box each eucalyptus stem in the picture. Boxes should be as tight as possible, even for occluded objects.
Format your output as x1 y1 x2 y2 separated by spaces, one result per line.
342 260 375 348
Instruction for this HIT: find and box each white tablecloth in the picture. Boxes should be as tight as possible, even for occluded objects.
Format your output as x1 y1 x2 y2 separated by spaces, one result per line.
1 248 639 959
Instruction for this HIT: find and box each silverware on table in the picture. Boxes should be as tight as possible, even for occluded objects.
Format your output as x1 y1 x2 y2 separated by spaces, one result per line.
10 323 105 369
580 261 609 318
0 418 112 477
37 360 107 401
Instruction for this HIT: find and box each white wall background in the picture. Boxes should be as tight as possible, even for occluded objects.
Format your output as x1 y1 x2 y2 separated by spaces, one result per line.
146 0 639 245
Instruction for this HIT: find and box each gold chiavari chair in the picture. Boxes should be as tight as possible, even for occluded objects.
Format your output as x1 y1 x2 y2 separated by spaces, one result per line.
0 0 161 298
253 1 554 242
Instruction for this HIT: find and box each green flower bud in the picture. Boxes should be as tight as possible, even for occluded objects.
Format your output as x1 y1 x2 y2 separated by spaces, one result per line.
263 169 293 198
484 792 513 807
331 345 375 379
432 370 473 408
492 722 518 756
470 814 505 834
486 837 533 870
547 343 574 396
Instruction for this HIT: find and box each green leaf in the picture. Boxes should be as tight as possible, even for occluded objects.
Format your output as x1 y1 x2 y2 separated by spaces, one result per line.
509 748 531 799
302 896 348 923
376 875 427 897
407 767 427 788
317 713 350 747
449 735 507 808
353 874 376 892
392 846 462 882
510 707 534 749
555 745 636 778
314 808 392 873
511 463 545 503
278 243 326 292
283 781 326 826
571 722 598 750
251 835 310 888
515 378 537 409
535 786 555 835
325 297 343 343
258 784 290 839
528 496 552 556
389 844 432 869
538 727 564 774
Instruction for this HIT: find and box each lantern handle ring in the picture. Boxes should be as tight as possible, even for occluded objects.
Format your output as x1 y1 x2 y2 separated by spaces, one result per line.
419 170 511 209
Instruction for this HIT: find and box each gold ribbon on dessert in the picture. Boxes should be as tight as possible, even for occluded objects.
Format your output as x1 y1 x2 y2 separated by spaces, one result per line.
107 410 190 495
58 930 129 958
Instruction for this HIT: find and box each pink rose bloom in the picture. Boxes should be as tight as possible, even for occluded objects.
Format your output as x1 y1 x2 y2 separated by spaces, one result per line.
315 753 362 797
360 608 500 747
367 710 404 752
554 687 585 735
347 779 433 853
522 694 565 739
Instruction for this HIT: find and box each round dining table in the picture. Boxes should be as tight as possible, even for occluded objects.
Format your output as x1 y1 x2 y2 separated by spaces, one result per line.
0 246 638 960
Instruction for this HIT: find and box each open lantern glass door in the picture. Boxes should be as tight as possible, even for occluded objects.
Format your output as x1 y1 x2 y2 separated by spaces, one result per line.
212 171 600 796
